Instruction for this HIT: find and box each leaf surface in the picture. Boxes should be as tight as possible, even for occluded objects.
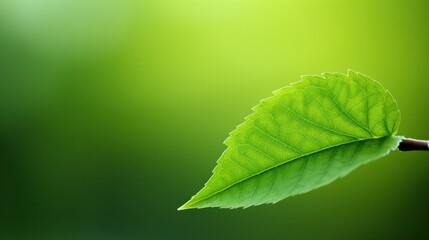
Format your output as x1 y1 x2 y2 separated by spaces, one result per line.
179 70 401 210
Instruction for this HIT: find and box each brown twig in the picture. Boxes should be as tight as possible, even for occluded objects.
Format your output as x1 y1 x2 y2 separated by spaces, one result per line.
398 138 429 151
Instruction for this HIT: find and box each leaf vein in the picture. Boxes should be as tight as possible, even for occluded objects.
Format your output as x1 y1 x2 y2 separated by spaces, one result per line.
278 102 358 139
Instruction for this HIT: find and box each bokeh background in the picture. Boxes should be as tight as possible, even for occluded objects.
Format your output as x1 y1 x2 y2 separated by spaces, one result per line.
1 0 428 239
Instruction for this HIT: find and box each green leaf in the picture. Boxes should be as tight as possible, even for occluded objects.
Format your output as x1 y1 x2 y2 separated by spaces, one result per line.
179 70 402 210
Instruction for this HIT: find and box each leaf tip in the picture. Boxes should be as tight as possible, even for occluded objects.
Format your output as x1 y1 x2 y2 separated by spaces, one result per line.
178 197 202 211
177 201 194 211
177 205 189 211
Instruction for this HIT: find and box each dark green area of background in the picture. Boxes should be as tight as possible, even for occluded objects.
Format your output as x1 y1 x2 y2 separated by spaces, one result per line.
1 0 429 239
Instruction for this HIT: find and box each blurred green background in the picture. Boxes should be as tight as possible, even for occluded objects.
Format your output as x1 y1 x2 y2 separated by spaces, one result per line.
1 0 428 239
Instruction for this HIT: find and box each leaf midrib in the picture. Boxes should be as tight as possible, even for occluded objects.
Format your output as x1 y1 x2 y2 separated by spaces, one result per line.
189 136 388 207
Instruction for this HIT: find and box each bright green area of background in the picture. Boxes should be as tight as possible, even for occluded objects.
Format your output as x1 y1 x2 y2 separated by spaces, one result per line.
1 0 428 239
